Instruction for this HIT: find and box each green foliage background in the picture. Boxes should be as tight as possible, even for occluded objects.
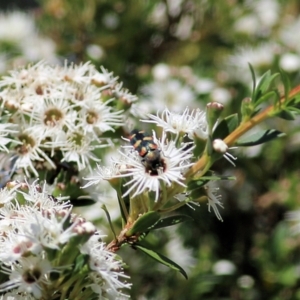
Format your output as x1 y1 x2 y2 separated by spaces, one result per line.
2 0 300 299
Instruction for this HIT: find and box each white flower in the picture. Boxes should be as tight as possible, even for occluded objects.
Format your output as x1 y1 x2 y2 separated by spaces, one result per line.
210 87 232 105
0 256 53 298
253 0 279 29
0 182 75 257
9 131 55 177
120 131 194 201
152 63 171 81
149 3 168 27
0 290 36 299
77 98 124 136
279 53 300 72
139 78 196 114
173 14 194 40
193 78 215 94
0 180 131 298
143 107 208 140
83 161 125 189
86 44 105 60
91 66 118 87
233 0 279 36
212 259 236 275
27 209 77 249
0 184 17 205
0 230 42 264
0 11 35 43
58 131 107 171
80 235 131 299
280 17 300 53
28 97 77 141
204 181 224 221
112 83 138 105
84 130 194 201
0 12 57 66
0 122 20 153
237 275 255 289
226 43 279 84
18 180 70 211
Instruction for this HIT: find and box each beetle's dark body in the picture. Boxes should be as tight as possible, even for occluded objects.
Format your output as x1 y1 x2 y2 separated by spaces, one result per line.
129 129 164 174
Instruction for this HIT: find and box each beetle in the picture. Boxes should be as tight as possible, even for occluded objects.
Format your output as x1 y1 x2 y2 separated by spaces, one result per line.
129 129 163 174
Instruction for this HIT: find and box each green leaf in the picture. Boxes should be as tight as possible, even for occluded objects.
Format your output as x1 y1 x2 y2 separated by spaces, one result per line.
212 114 239 139
188 175 236 190
101 204 117 240
289 107 300 114
150 215 193 230
198 175 236 181
275 109 295 120
188 179 209 190
255 70 271 93
118 183 130 223
126 211 160 236
253 71 279 103
255 90 279 107
293 94 300 104
135 244 188 279
236 129 285 146
73 254 89 273
248 63 256 101
280 69 291 102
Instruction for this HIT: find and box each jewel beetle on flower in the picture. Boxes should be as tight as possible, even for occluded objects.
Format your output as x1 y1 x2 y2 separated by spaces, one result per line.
129 129 163 174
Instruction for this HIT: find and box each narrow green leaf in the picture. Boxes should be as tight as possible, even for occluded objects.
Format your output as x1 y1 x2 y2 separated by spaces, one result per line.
188 178 210 190
289 107 300 114
126 211 160 236
280 69 291 102
255 90 278 107
135 244 188 279
117 192 128 223
275 109 295 120
261 73 279 93
101 204 117 240
253 70 270 102
248 63 256 101
236 129 285 146
293 94 300 104
188 176 236 191
150 215 193 230
118 181 131 223
198 175 236 181
212 114 239 139
253 71 279 103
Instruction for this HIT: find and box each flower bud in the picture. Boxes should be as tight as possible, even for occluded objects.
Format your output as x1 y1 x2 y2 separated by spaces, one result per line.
206 102 224 133
212 139 228 154
241 97 253 120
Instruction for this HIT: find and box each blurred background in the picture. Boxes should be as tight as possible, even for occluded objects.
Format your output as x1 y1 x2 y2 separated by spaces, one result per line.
1 0 300 299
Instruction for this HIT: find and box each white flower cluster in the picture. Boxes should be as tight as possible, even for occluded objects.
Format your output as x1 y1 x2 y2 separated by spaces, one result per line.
84 107 225 220
0 61 136 176
143 107 208 140
0 181 131 299
85 128 194 202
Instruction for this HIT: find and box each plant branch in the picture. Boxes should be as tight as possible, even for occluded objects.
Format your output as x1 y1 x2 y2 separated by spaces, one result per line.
187 84 300 178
